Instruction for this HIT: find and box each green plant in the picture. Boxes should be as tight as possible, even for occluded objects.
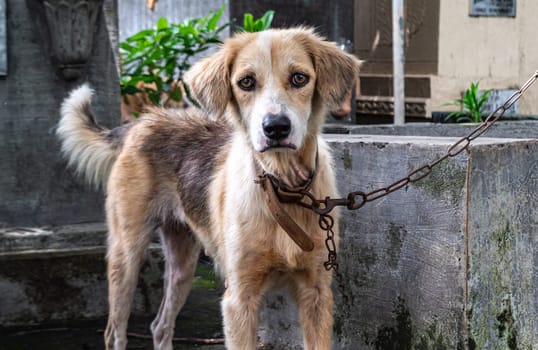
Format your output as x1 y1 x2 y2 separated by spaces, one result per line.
445 81 492 123
236 10 275 32
120 6 229 108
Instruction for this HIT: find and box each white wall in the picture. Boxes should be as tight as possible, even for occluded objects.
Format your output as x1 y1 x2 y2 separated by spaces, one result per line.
430 0 538 115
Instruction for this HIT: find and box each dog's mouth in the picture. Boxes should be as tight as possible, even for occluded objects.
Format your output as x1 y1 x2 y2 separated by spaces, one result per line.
260 141 297 153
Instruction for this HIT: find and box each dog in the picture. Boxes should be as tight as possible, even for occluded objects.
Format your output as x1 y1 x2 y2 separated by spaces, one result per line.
57 27 360 350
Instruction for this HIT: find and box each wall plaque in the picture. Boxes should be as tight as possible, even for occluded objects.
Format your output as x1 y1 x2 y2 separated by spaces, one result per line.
470 0 516 17
0 0 6 75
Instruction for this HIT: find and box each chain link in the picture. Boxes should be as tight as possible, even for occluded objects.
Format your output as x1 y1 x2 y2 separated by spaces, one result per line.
320 213 349 306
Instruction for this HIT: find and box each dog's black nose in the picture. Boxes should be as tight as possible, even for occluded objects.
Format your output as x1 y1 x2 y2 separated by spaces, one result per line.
262 114 291 140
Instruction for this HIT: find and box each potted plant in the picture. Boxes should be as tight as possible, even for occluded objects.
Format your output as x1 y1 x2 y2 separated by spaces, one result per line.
434 81 492 123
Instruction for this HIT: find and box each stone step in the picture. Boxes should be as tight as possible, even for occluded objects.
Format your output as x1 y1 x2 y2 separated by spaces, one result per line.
0 224 224 341
0 223 107 255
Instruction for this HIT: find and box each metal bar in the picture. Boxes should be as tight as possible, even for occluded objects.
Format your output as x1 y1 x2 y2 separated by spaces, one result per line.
392 0 405 125
0 0 6 75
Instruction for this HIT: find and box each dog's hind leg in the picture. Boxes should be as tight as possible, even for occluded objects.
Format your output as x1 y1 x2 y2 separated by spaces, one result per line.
104 210 154 350
150 220 201 350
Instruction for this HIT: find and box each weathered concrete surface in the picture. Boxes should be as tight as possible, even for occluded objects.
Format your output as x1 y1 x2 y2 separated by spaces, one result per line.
467 143 538 349
259 135 538 349
0 0 120 227
0 224 224 333
0 223 107 253
0 224 163 326
326 120 538 139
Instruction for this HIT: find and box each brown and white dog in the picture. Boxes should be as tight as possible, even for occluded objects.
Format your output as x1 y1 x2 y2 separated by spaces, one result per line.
57 28 360 350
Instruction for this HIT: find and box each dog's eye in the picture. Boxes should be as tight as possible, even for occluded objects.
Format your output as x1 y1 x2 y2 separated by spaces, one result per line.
238 76 256 91
290 73 309 88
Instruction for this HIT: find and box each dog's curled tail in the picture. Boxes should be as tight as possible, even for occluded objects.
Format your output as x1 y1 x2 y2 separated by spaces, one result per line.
57 84 119 189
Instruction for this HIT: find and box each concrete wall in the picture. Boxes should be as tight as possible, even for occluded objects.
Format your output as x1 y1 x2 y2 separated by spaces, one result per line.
2 134 536 349
0 0 120 227
431 0 538 115
0 224 164 326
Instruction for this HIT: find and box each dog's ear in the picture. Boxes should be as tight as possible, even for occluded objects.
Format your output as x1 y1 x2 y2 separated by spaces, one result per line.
301 31 362 110
184 47 232 118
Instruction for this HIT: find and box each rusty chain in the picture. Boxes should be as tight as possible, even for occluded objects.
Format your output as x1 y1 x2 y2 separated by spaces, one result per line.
266 71 538 304
307 70 538 217
278 70 538 304
319 213 349 306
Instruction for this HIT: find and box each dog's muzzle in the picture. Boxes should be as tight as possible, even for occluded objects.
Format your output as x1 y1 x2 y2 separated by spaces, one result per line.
263 113 291 140
261 113 295 151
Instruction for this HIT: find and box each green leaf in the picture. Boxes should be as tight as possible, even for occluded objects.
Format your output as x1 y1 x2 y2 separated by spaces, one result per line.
253 20 263 32
147 89 162 106
140 74 157 83
119 42 136 53
260 10 275 30
477 88 492 108
244 13 254 31
456 115 473 123
157 17 169 30
127 29 154 42
207 5 224 30
169 86 183 101
121 85 141 95
445 110 464 122
238 10 275 32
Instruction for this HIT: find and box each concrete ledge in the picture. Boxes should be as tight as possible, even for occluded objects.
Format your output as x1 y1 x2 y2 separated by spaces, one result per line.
0 224 164 326
260 135 538 349
325 120 538 139
0 223 107 256
1 135 537 349
0 224 223 336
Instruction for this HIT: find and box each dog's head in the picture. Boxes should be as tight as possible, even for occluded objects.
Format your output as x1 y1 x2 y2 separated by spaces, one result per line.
185 28 360 153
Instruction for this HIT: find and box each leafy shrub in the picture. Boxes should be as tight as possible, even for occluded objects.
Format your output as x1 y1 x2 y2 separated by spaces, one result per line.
119 6 229 107
445 81 492 123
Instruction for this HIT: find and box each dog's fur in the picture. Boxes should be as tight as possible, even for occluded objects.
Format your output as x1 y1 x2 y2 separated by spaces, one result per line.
57 28 360 350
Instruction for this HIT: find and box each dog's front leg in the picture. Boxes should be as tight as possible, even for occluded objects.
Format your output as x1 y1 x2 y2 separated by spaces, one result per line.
293 270 334 350
221 273 265 350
